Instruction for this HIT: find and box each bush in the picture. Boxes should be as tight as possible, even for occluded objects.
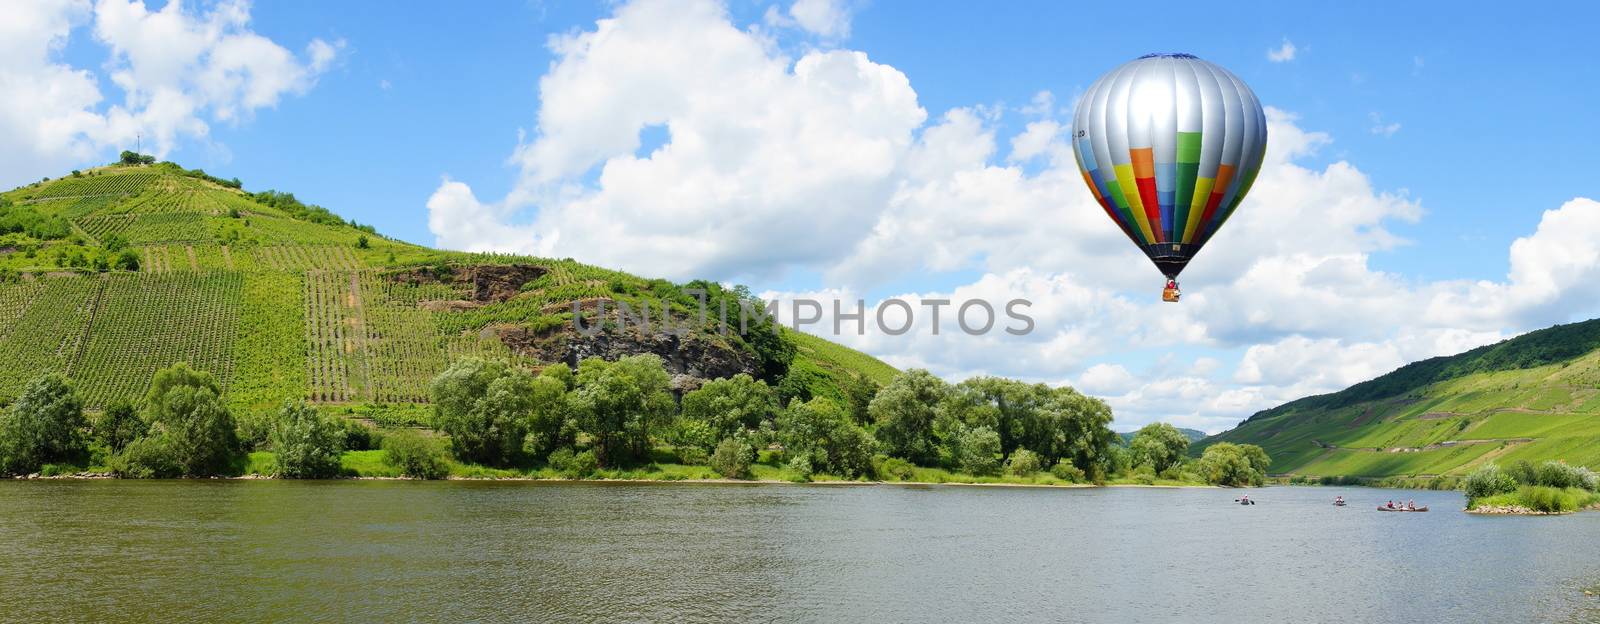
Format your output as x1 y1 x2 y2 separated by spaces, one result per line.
1535 460 1595 491
786 455 814 482
677 445 710 466
269 402 345 479
340 419 382 451
235 409 274 451
1519 485 1577 513
710 438 753 479
1004 448 1043 476
0 374 88 475
1050 461 1086 483
431 359 539 467
382 431 450 479
109 435 181 478
1465 463 1520 501
876 456 915 481
548 447 598 479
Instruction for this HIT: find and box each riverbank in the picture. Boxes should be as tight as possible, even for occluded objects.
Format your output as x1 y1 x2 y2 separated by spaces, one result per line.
14 450 1216 489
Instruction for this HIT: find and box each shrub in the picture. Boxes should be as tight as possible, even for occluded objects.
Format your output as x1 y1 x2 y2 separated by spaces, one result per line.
1050 461 1086 483
1519 485 1576 513
1505 460 1538 486
382 431 450 480
710 438 753 479
548 447 598 479
786 455 814 482
340 419 382 451
235 409 274 451
269 402 345 479
1005 448 1043 476
109 435 181 478
1535 461 1595 491
877 456 916 481
0 374 89 475
126 373 241 477
1465 463 1520 501
677 445 710 466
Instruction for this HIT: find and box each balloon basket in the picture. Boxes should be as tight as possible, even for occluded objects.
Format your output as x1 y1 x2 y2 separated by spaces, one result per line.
1162 287 1181 303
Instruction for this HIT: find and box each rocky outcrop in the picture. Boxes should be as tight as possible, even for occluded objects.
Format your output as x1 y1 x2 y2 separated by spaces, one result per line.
389 263 548 305
494 323 759 382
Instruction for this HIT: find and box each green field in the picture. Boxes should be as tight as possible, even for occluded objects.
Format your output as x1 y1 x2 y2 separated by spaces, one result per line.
0 163 894 417
1200 320 1600 478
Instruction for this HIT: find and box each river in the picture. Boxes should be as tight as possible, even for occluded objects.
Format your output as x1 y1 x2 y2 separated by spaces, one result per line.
1 481 1596 623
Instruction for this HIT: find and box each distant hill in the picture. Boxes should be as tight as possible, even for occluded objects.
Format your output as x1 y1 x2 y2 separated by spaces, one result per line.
1196 319 1600 478
1117 427 1207 446
0 161 896 414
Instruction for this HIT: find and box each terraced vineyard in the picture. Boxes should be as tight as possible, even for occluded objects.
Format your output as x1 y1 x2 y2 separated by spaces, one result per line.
0 162 898 418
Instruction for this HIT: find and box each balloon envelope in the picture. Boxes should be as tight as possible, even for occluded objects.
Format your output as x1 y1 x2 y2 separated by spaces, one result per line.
1071 53 1266 279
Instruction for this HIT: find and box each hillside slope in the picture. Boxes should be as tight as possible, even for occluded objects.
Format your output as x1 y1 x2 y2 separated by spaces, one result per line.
1198 319 1600 478
0 161 896 415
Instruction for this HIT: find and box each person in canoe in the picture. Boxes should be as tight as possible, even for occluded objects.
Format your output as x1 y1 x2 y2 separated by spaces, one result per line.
1406 499 1416 510
1385 500 1396 509
1334 496 1345 506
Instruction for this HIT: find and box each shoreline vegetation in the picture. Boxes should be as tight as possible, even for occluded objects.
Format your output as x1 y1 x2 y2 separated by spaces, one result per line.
0 359 1271 490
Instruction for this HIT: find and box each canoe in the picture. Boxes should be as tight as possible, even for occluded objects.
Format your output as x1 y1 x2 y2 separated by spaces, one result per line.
1376 506 1428 512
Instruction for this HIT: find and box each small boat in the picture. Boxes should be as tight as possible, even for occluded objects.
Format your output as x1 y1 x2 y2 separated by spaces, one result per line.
1376 505 1428 512
1333 501 1346 506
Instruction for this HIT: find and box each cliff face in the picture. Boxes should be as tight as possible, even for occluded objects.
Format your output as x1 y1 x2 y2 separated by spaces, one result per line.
494 323 760 382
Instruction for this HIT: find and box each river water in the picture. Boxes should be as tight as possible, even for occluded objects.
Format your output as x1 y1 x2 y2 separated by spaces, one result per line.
1 481 1596 623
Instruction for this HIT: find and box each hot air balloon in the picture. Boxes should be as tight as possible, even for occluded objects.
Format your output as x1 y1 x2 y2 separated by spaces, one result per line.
1070 53 1266 302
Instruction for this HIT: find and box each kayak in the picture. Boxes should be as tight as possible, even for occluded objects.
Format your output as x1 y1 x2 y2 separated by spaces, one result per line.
1376 506 1428 512
1333 501 1346 506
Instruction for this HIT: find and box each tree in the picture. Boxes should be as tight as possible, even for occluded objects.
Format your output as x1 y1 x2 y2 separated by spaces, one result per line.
269 401 345 478
869 369 950 465
1004 448 1043 476
431 359 552 466
1129 423 1189 474
954 425 1001 476
679 373 775 446
382 430 450 479
777 398 875 478
113 363 242 477
570 354 675 466
114 249 140 271
0 374 88 475
1198 442 1271 487
356 235 370 249
92 400 144 453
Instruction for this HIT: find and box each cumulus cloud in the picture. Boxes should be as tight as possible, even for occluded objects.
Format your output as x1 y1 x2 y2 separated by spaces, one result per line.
783 0 852 38
1267 38 1297 62
1369 112 1401 137
0 0 340 188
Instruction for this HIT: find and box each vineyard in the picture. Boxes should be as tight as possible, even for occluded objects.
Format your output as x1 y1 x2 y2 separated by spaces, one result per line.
69 272 243 406
21 170 158 201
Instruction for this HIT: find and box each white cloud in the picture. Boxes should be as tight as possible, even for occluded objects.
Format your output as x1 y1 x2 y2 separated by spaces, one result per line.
1369 112 1401 137
1267 38 1297 62
0 0 339 188
785 0 851 38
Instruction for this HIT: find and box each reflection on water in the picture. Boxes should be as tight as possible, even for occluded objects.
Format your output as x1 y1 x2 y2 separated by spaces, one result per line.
1 481 1597 623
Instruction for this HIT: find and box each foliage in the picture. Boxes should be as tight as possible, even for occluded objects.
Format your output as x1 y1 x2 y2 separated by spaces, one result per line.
114 363 243 478
0 374 88 475
1198 442 1271 487
869 369 950 465
710 437 753 479
339 419 383 451
268 401 345 479
1465 463 1520 501
954 426 1002 476
92 400 143 453
875 456 916 481
547 447 598 479
570 354 675 466
679 373 775 447
381 430 450 479
119 151 156 166
1050 461 1086 483
1129 423 1190 473
431 359 567 467
1004 448 1043 476
778 397 875 478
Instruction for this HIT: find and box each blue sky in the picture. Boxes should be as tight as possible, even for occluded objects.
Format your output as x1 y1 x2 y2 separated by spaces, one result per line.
8 0 1600 431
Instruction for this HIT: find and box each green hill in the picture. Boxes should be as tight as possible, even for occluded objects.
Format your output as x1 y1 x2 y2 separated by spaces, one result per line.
0 161 895 417
1197 319 1600 479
